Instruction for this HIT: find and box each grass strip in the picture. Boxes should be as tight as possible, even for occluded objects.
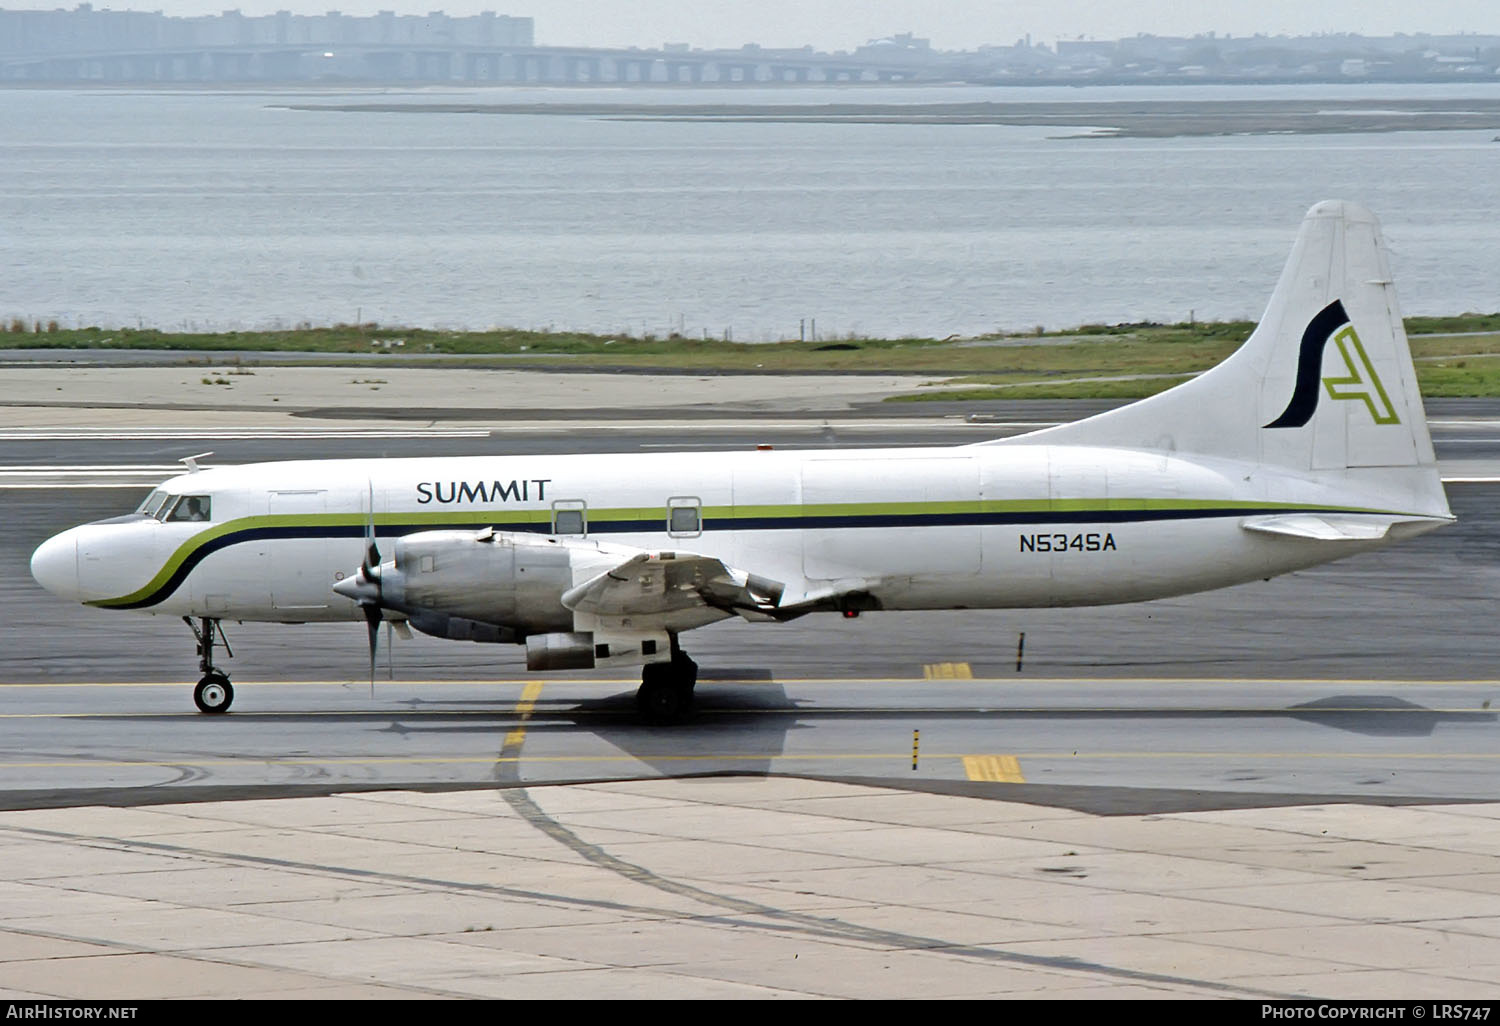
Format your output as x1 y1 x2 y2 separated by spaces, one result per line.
5 315 1500 398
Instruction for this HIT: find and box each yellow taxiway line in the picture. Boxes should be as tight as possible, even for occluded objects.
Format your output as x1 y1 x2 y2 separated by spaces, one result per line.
1 676 1499 689
0 751 1498 772
501 680 545 752
0 704 1495 719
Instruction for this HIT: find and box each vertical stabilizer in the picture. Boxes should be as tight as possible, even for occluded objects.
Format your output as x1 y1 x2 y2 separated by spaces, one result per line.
1001 201 1446 515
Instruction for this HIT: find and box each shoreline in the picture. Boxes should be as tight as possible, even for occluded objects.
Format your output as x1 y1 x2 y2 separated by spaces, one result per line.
279 97 1500 138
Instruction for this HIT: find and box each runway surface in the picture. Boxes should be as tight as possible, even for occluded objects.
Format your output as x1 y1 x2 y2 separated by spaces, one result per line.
3 408 1498 814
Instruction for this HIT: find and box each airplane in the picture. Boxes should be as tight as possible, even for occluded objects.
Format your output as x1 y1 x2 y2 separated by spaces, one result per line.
30 201 1453 719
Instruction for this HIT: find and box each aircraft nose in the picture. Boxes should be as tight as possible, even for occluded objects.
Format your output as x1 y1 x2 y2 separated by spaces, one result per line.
31 531 80 601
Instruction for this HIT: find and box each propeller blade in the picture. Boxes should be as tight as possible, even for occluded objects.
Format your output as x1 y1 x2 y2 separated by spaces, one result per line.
360 480 381 697
364 603 381 696
363 481 380 573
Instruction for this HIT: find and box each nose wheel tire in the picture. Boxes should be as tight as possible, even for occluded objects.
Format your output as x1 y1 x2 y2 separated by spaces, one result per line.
194 673 234 714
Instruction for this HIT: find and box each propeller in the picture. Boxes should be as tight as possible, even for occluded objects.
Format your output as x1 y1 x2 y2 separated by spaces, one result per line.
331 483 385 695
360 525 382 696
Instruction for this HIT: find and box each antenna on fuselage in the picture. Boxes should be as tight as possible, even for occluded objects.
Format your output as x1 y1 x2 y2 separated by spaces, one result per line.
180 452 214 474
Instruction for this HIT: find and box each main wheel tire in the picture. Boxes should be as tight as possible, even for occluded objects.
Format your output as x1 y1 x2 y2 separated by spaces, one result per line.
637 675 693 724
194 673 234 714
671 652 698 688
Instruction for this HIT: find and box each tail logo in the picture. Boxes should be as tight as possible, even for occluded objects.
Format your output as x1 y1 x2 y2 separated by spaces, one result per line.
1323 323 1400 425
1264 300 1400 428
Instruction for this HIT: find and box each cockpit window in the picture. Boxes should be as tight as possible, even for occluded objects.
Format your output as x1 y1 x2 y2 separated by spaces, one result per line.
135 490 169 517
163 495 212 523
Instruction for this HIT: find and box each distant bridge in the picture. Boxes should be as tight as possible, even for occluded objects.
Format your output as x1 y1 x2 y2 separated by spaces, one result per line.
0 43 940 84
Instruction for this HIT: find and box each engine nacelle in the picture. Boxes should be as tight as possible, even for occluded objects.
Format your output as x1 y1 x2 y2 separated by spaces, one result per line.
349 529 726 656
407 611 519 645
379 530 580 635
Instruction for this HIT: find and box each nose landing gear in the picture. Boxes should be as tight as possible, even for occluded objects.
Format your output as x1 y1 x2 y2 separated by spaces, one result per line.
185 616 234 714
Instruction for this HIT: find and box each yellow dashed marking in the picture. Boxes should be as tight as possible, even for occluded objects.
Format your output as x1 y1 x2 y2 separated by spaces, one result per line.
923 662 973 680
501 680 545 752
963 755 1026 782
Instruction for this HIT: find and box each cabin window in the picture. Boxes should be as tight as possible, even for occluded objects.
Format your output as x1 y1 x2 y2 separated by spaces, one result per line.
667 497 702 538
164 495 212 523
551 500 587 536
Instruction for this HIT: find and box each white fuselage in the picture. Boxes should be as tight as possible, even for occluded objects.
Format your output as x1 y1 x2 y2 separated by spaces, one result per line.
34 443 1440 624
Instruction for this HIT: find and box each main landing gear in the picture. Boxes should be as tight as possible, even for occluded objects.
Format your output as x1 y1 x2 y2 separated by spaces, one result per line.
636 646 698 724
185 616 234 714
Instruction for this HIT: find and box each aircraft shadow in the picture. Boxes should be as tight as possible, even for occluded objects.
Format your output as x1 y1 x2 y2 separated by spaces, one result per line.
1284 694 1494 737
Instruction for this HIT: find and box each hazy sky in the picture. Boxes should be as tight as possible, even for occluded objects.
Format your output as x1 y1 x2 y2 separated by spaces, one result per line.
109 1 1500 50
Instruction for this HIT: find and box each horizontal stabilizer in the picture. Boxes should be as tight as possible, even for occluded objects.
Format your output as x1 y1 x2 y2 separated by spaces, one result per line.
1242 513 1404 542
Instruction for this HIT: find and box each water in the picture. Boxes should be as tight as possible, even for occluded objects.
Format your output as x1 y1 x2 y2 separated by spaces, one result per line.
3 84 1499 338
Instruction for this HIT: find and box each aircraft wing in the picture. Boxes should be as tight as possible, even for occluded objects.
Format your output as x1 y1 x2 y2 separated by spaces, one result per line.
560 550 787 620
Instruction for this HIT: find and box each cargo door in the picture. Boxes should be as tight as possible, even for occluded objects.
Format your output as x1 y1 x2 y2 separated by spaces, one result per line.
268 489 330 610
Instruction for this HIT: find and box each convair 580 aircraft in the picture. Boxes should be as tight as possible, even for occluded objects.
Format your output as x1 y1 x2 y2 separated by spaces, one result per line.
31 202 1453 718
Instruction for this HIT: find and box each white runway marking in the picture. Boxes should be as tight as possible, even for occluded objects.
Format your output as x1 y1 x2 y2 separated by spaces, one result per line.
6 467 1497 486
0 467 186 488
0 429 490 440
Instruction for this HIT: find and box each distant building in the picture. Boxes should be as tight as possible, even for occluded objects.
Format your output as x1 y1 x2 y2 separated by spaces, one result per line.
1 9 1497 86
0 4 533 54
859 32 930 52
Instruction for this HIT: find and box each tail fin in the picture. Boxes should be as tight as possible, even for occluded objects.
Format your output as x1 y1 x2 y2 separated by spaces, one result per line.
1004 201 1447 515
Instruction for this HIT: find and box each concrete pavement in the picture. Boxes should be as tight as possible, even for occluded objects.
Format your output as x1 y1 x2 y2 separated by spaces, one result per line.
0 364 943 425
1 778 1498 999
